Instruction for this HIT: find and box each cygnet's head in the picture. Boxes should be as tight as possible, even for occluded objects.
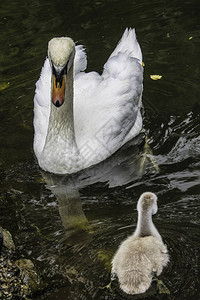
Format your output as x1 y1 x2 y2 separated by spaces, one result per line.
48 37 75 69
137 192 158 215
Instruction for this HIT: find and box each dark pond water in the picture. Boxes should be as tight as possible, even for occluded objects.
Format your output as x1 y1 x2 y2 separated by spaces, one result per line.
0 0 200 299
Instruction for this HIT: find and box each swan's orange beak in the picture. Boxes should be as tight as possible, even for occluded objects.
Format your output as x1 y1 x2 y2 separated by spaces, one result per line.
52 74 65 107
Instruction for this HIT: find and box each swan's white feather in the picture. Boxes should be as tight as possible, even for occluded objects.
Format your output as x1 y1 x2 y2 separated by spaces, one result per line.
33 28 143 174
107 27 142 64
74 44 87 75
33 58 51 159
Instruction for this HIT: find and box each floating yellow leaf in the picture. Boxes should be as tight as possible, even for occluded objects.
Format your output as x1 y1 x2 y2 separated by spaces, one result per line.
142 62 145 67
150 75 162 80
189 36 193 40
35 177 46 183
0 82 10 91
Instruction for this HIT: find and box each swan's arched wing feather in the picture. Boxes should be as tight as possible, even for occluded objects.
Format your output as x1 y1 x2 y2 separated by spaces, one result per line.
108 28 142 65
97 55 143 147
74 52 143 163
74 45 87 75
74 29 143 164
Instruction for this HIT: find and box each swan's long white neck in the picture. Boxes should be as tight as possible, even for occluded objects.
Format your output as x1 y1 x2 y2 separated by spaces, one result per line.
133 209 162 241
39 64 81 174
48 65 75 145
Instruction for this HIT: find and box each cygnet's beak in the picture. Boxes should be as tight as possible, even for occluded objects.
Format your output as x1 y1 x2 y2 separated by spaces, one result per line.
52 65 66 107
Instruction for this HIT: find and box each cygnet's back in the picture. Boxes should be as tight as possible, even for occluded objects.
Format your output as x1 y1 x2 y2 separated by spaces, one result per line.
111 192 169 295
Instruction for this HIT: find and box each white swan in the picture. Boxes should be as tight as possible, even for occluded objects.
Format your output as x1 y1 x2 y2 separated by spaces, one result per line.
111 192 169 295
33 28 143 174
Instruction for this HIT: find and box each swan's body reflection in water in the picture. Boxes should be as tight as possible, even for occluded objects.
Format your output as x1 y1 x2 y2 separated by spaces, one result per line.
41 172 90 244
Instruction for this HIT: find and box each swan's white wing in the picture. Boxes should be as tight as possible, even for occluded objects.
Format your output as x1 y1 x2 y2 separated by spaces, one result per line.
102 52 143 145
74 29 143 165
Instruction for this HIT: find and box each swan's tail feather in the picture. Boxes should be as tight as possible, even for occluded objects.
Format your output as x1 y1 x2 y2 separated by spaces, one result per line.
109 28 142 64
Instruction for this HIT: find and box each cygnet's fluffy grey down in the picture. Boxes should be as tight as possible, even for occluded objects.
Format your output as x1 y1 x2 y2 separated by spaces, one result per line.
111 192 169 295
